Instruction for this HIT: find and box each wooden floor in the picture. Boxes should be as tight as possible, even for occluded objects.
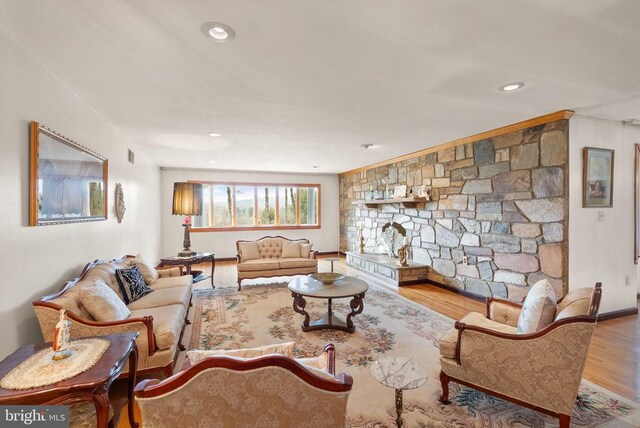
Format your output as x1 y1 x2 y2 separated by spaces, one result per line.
119 255 639 426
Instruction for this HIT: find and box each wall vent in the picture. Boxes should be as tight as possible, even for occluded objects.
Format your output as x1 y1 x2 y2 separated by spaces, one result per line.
128 149 135 164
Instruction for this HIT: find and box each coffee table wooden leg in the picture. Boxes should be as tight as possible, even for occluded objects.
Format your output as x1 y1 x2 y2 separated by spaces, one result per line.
292 292 310 329
395 389 403 428
127 343 139 428
346 292 365 329
210 258 216 288
93 386 110 428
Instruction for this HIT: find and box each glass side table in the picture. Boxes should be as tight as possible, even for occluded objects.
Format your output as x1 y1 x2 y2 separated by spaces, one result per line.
371 356 427 428
324 257 340 272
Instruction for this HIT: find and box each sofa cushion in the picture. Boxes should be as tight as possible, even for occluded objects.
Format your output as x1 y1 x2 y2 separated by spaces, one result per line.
126 285 191 311
134 254 160 285
439 312 517 359
300 243 313 259
256 238 284 259
282 241 301 258
186 342 295 365
279 258 318 269
238 242 260 262
517 280 557 334
80 282 131 322
153 275 193 289
116 266 153 304
130 304 186 350
555 287 593 320
237 259 281 272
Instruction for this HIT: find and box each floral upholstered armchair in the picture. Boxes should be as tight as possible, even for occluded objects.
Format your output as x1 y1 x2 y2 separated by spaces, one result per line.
134 343 353 428
438 282 602 428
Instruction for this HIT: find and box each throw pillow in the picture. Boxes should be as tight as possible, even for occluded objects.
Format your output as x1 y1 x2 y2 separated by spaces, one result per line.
295 351 327 370
517 279 557 334
79 281 131 322
134 254 159 285
186 341 295 365
300 243 313 259
297 361 337 382
115 266 153 305
238 242 260 262
282 241 302 258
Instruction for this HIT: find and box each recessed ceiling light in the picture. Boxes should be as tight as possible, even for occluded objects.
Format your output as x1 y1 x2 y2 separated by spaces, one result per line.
312 165 319 169
201 22 236 43
209 161 216 164
498 82 525 92
208 132 222 137
361 144 374 149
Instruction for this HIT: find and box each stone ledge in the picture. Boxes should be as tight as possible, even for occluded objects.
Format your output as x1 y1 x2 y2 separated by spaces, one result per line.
346 251 429 287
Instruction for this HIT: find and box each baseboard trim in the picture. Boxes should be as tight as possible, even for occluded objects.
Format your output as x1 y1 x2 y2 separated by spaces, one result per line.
215 257 237 262
422 279 486 302
597 307 638 321
316 251 342 256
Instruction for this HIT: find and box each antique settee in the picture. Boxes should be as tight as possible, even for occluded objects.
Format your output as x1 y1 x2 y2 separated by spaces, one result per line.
134 343 353 428
236 236 317 290
32 255 193 377
438 282 602 428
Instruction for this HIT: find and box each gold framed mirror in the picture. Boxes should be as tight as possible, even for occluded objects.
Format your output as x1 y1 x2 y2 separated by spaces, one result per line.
29 121 108 226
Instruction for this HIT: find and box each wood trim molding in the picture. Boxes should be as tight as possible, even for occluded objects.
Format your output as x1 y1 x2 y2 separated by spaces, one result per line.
192 225 320 233
597 306 639 321
339 110 574 176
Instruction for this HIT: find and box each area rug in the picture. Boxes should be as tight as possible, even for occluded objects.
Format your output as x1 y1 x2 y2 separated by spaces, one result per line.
188 282 640 427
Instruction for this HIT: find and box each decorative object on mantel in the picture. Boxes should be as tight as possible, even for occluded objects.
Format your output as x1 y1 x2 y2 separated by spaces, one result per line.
417 184 431 201
29 121 108 226
583 147 614 208
393 185 407 199
172 182 203 257
358 223 365 254
115 182 126 223
398 236 410 267
379 222 406 258
52 309 71 361
0 338 109 390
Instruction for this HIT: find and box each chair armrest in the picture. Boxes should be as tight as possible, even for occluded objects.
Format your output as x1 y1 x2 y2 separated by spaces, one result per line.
236 254 242 263
486 298 522 327
156 266 183 278
310 250 318 259
323 343 336 376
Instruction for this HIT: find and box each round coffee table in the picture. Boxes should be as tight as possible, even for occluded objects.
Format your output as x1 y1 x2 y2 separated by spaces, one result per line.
371 356 427 428
288 275 368 333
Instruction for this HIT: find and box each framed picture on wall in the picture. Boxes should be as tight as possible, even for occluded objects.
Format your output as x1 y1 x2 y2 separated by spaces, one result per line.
583 147 614 208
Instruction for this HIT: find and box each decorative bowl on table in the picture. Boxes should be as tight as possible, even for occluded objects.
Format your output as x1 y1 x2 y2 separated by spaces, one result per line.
309 273 345 284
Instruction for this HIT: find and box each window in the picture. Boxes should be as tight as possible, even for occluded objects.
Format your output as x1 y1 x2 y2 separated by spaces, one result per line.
191 182 320 231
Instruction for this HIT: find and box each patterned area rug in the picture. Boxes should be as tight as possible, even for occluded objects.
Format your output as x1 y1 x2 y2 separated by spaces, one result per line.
188 282 640 427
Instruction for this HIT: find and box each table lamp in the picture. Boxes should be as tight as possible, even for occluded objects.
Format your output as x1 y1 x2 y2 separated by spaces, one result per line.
172 182 203 257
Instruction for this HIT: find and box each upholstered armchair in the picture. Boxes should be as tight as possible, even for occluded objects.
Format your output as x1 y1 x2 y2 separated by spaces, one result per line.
134 344 353 428
438 283 602 428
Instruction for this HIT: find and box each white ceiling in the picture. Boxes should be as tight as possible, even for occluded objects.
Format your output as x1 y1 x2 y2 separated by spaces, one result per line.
2 0 640 173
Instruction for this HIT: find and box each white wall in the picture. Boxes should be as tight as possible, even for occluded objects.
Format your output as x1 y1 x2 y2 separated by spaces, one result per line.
160 169 340 260
569 115 640 314
0 32 161 357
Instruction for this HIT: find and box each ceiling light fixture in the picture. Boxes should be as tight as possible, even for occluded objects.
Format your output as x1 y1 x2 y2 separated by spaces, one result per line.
361 144 374 149
201 22 236 43
209 161 216 164
312 165 319 169
498 82 525 92
208 132 222 137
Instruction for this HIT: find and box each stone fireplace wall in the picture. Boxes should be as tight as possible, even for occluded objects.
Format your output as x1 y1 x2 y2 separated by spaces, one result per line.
339 119 569 300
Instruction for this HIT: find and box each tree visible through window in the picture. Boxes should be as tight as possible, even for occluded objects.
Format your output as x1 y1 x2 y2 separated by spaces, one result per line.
191 183 319 230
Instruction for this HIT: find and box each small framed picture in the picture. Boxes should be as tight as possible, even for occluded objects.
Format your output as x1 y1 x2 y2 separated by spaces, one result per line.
393 185 407 199
583 147 614 207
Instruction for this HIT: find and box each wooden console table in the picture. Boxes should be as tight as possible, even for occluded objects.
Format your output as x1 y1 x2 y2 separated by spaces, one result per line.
160 252 215 288
0 332 139 428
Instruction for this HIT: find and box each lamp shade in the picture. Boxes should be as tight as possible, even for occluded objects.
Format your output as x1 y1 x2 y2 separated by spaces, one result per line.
172 182 203 216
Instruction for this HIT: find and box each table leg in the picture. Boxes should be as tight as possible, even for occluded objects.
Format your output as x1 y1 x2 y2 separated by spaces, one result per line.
291 292 310 329
93 386 110 428
330 260 335 272
185 263 192 275
395 389 403 428
327 298 333 324
210 257 216 288
346 292 365 329
127 343 139 428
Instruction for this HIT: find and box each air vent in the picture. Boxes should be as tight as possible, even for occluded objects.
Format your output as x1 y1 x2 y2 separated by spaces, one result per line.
128 149 135 164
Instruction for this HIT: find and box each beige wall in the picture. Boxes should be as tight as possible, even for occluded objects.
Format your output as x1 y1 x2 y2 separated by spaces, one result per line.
160 169 340 259
0 31 161 358
569 115 640 313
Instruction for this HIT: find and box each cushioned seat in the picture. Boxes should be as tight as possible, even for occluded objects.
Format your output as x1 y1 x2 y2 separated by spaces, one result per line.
127 286 191 311
152 275 193 289
130 304 186 350
278 258 318 269
237 259 281 272
439 311 517 359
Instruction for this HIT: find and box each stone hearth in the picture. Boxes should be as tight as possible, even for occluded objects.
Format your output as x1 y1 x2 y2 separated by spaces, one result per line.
346 251 429 287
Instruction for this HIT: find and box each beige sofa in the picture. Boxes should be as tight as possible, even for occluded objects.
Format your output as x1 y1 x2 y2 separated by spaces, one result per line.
236 236 318 290
33 255 193 377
